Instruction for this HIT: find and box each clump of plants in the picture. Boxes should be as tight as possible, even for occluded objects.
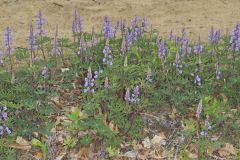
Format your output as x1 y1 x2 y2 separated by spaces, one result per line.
0 9 239 159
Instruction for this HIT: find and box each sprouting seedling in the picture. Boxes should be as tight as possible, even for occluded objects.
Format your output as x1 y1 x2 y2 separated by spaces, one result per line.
31 138 47 160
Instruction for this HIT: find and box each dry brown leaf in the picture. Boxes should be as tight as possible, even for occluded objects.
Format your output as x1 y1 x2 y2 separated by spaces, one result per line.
185 143 198 159
142 137 151 149
78 147 89 158
8 143 31 151
34 151 43 160
151 132 166 146
16 136 29 146
217 143 236 157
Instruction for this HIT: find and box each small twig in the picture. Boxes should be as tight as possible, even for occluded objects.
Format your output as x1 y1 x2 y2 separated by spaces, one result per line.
53 2 64 8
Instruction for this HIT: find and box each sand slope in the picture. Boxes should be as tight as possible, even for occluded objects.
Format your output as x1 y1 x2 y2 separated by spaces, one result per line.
0 0 240 46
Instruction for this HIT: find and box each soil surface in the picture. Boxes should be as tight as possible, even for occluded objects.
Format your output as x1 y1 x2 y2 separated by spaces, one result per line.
0 0 240 46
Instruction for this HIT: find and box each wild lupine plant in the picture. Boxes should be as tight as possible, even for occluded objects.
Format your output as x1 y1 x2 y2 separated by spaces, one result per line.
0 9 240 159
0 106 12 136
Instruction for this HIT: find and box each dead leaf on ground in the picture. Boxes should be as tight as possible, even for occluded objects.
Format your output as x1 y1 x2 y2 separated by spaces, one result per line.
151 132 166 146
217 143 236 157
185 143 199 159
8 136 31 151
142 137 151 149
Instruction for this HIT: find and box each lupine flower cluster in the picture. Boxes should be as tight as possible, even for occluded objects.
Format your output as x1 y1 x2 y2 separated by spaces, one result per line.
124 85 140 103
4 26 13 57
209 27 220 45
35 9 45 36
173 52 183 74
94 70 103 79
52 25 60 56
28 24 37 52
77 37 85 56
84 67 94 93
230 22 240 51
146 67 152 82
194 36 203 55
0 106 12 136
102 16 114 40
102 45 112 65
157 39 166 59
120 38 127 56
191 66 201 87
72 9 82 34
125 29 133 47
42 65 48 80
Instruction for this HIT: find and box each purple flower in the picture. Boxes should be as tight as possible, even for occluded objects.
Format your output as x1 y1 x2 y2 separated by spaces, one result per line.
103 45 112 66
141 17 148 31
173 52 182 74
194 36 203 55
125 88 131 102
157 38 166 59
102 16 114 40
209 27 221 45
215 63 220 80
84 67 94 93
52 25 60 56
72 9 82 34
146 67 152 82
125 29 133 47
205 116 212 130
194 75 201 86
120 38 126 56
195 99 202 119
230 22 240 51
42 65 47 79
77 37 84 55
130 85 140 103
4 27 13 57
180 40 192 57
35 9 45 36
130 16 138 30
28 24 37 52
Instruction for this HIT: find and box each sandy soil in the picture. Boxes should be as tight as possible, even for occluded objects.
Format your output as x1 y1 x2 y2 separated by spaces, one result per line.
0 0 240 46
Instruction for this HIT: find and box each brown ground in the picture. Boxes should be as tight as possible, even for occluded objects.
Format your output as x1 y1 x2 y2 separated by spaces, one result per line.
0 0 240 47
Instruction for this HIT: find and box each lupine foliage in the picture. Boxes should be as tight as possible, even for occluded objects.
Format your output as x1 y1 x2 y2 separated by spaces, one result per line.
0 10 240 159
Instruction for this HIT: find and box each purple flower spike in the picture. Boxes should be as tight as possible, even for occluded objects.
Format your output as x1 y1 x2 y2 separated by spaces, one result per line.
194 36 203 55
130 85 140 103
141 17 148 31
35 9 45 36
157 39 166 59
195 99 202 119
130 16 138 30
52 25 60 56
215 63 220 80
42 65 47 80
230 22 240 51
125 88 130 102
146 67 152 82
103 45 112 66
168 30 175 41
173 52 182 74
77 37 85 55
209 27 221 45
84 67 95 93
72 9 82 34
194 75 201 86
28 24 37 52
102 16 114 40
120 38 126 56
125 29 132 47
4 27 13 57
